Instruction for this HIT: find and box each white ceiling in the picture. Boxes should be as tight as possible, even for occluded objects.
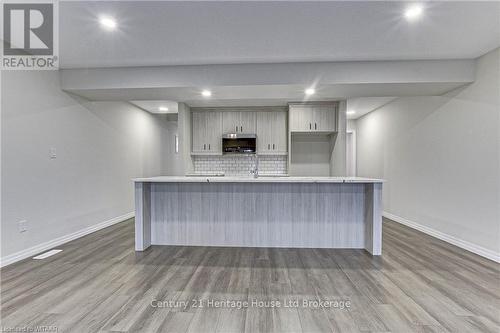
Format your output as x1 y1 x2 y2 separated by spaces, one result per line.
126 96 412 120
129 100 178 114
126 96 415 120
59 1 500 69
70 81 467 105
347 97 397 119
59 1 497 119
107 92 400 120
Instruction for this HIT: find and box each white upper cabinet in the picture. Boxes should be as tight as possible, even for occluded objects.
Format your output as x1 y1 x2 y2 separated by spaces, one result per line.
314 105 336 132
256 112 272 153
192 111 222 154
192 108 287 155
192 111 206 153
289 105 314 132
240 112 256 133
205 111 222 153
222 111 240 133
289 103 337 133
222 111 256 133
272 111 287 153
256 111 287 155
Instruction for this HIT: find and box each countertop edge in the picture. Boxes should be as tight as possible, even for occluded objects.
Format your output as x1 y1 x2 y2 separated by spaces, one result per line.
132 177 384 183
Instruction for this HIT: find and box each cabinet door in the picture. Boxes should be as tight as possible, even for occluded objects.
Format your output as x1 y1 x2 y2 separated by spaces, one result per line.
289 105 314 132
222 112 240 133
205 111 222 153
272 111 287 153
314 106 336 132
256 112 272 153
192 111 207 153
239 112 256 133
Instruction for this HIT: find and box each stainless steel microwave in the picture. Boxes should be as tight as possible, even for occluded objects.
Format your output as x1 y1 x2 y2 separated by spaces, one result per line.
222 133 256 154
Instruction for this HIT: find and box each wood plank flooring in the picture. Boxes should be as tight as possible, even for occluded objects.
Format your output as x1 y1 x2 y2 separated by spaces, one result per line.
1 218 499 332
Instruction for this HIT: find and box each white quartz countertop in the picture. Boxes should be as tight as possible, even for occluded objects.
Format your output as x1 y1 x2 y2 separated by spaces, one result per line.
133 176 384 183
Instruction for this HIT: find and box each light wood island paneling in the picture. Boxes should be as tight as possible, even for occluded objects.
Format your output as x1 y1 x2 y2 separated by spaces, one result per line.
135 177 383 255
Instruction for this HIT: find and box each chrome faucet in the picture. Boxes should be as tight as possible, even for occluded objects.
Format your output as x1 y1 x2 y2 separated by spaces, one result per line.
250 154 259 178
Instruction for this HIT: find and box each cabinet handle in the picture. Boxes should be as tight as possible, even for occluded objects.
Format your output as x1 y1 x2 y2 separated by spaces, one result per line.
204 144 206 150
309 123 312 130
235 126 238 132
208 144 211 150
268 144 270 150
273 144 275 150
315 123 317 130
241 126 243 132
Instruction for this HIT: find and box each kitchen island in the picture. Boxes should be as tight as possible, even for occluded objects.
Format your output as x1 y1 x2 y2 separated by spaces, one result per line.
133 176 383 255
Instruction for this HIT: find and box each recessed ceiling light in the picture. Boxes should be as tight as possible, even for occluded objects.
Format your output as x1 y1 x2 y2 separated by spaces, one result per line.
405 4 423 21
347 110 356 115
99 16 117 30
305 88 315 95
158 106 168 112
201 90 212 97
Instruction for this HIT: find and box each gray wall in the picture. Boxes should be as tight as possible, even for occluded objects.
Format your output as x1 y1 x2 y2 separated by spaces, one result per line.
1 70 175 258
177 102 193 174
355 48 500 255
164 118 184 176
290 134 333 176
330 100 347 176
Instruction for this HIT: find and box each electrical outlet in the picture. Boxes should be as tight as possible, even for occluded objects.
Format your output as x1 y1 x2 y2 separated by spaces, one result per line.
18 220 28 233
49 148 57 159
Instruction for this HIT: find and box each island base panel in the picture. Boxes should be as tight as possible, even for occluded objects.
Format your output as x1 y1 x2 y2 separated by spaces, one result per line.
134 182 151 251
134 182 382 255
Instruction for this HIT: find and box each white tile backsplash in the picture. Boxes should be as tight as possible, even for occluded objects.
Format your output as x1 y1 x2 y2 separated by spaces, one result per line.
193 155 287 176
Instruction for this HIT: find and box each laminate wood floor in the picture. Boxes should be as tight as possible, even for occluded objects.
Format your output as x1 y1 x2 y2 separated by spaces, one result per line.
1 219 499 333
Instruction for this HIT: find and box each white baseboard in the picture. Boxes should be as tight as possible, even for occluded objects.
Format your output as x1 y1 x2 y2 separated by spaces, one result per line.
383 211 500 263
0 212 134 268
